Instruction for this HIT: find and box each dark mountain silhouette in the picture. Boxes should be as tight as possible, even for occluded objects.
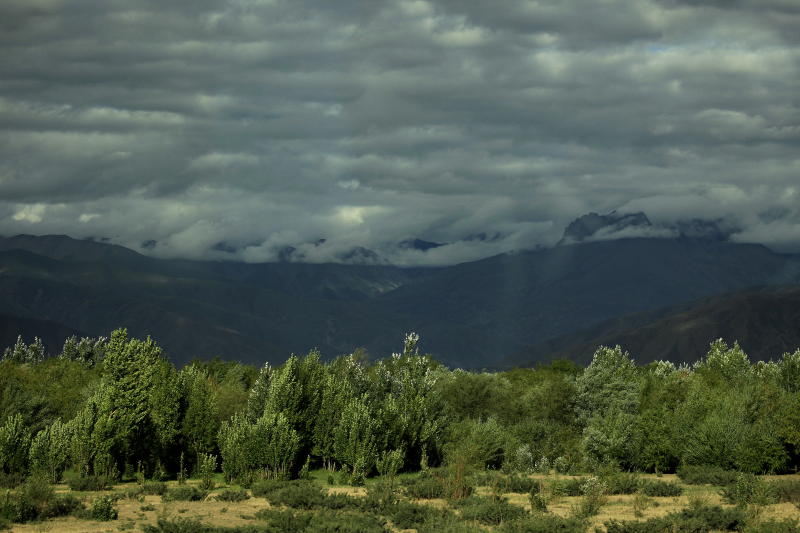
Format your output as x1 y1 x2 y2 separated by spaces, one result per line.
1 233 799 367
0 311 85 357
558 211 652 244
507 285 800 367
398 238 445 251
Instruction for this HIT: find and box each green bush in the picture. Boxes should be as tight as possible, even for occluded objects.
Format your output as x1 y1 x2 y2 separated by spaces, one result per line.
502 475 539 493
550 477 584 496
163 486 207 501
720 473 776 506
68 475 110 491
401 474 446 499
0 473 25 489
255 508 312 530
216 488 250 502
261 482 325 509
252 480 360 511
142 481 168 495
253 509 391 533
573 476 607 518
305 511 389 533
390 501 436 529
604 503 748 532
416 513 484 533
529 492 548 512
677 465 739 486
769 479 800 505
606 473 641 495
671 502 747 530
604 518 671 533
0 476 84 523
456 495 527 525
145 513 385 533
90 494 118 521
41 493 83 519
640 479 683 497
250 479 298 498
198 453 217 491
746 519 800 533
498 514 586 533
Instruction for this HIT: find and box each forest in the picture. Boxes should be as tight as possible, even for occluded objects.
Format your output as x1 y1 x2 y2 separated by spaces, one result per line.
0 330 799 532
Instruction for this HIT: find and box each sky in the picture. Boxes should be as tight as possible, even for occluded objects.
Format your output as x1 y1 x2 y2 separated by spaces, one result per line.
1 0 799 265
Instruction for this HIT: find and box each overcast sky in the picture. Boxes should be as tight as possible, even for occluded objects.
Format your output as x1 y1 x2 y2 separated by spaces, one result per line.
1 0 799 265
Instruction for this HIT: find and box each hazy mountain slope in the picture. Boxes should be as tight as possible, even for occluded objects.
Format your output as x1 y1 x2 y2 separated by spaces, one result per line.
1 235 800 367
375 239 800 366
0 234 146 264
0 311 85 356
508 286 800 367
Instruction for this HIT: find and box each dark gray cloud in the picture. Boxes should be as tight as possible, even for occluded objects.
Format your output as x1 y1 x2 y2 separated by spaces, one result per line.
1 0 799 264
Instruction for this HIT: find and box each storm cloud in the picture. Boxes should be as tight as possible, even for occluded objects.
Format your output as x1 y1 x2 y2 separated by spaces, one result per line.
1 0 799 264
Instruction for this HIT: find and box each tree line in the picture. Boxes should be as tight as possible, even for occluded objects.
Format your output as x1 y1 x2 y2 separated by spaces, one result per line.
1 330 799 488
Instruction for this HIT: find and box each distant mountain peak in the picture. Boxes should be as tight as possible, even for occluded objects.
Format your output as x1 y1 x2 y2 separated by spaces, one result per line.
673 218 736 242
559 211 651 245
398 238 445 251
557 212 739 247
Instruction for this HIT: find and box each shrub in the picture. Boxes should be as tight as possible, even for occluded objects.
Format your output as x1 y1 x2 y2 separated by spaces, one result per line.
0 472 25 489
250 479 298 498
747 519 800 533
553 456 573 475
364 480 398 511
502 475 539 493
163 486 207 502
573 476 607 518
402 474 446 499
676 465 739 486
533 457 551 474
68 475 110 491
640 479 683 497
606 473 640 495
90 495 118 521
306 511 389 533
769 479 800 505
41 493 83 519
216 489 250 502
498 514 586 533
254 508 311 530
390 501 436 529
262 482 325 509
456 495 527 525
253 509 391 533
252 480 359 512
631 491 652 517
142 518 202 533
0 475 83 523
550 477 584 496
720 473 776 506
142 481 168 495
604 518 671 533
198 453 217 491
604 503 748 533
529 492 548 513
416 514 484 533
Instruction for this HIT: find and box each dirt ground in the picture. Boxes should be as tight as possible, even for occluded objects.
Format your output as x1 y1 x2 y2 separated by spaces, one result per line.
7 473 800 532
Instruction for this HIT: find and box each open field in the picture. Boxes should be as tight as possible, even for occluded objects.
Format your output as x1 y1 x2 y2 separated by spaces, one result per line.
5 471 800 532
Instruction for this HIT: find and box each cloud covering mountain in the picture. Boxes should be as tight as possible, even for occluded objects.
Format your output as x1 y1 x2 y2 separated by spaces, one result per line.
1 0 799 264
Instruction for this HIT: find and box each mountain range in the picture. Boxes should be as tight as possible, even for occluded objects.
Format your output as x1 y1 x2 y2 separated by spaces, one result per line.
1 214 799 368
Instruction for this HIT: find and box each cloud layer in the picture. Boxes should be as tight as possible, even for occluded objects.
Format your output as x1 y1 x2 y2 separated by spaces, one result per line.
1 0 799 264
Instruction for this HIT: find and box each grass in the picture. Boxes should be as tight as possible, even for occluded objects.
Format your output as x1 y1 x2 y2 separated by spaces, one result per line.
3 470 800 532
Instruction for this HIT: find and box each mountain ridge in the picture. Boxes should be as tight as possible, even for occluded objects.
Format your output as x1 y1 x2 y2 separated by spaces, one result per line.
1 233 799 367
